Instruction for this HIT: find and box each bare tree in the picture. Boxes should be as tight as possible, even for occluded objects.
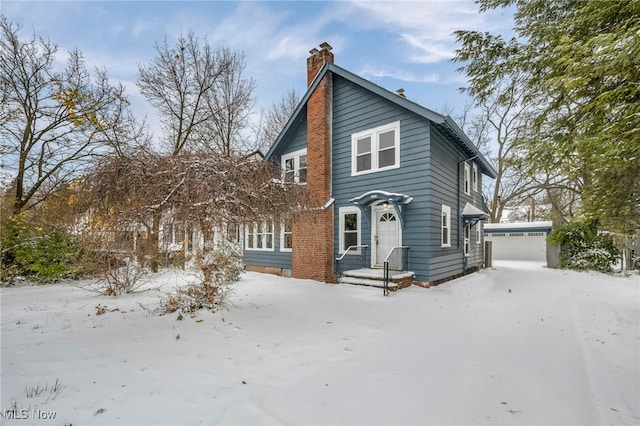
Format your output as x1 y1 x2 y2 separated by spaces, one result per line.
89 152 308 269
458 77 545 223
197 49 255 155
137 32 254 156
256 87 301 151
0 17 138 215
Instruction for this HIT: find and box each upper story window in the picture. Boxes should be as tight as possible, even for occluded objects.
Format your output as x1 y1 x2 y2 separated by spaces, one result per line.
351 121 400 176
463 162 471 195
441 205 451 248
282 148 307 184
472 163 478 192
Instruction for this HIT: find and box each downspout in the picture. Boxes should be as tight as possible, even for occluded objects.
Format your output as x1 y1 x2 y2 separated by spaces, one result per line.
458 155 478 272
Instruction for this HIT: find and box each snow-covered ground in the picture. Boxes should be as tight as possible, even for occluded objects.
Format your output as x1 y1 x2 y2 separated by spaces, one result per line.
1 261 639 425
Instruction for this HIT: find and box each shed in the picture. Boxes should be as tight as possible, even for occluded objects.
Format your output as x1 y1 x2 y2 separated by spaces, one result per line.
484 221 553 262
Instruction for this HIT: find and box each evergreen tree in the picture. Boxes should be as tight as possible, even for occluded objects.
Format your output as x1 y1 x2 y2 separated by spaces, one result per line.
454 0 640 233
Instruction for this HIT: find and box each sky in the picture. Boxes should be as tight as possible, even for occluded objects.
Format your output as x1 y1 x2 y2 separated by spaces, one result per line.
1 0 514 144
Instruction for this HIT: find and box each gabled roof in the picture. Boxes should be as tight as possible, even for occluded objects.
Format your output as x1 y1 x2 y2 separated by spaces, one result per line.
265 62 497 179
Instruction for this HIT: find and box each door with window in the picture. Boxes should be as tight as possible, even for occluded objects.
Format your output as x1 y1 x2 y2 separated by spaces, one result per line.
373 207 400 266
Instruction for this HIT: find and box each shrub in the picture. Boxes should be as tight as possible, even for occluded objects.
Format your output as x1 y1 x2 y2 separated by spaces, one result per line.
548 219 619 273
101 257 149 295
2 213 82 282
161 240 243 314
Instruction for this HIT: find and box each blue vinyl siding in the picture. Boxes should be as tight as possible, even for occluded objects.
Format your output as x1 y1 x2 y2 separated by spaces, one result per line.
257 69 490 283
427 126 485 281
330 75 432 281
269 111 308 162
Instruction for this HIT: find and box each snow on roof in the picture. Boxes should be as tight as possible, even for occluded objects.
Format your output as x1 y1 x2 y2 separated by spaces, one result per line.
485 221 553 232
461 202 489 219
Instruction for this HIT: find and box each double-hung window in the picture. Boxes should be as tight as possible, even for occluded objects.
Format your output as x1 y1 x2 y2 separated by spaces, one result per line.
339 207 360 253
351 121 400 175
463 162 471 195
280 219 293 252
464 224 470 256
245 221 274 251
441 205 451 248
282 149 307 184
475 224 481 245
472 163 478 192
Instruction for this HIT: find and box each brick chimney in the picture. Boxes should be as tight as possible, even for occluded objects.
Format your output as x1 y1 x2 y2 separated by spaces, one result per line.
292 43 336 283
307 42 334 87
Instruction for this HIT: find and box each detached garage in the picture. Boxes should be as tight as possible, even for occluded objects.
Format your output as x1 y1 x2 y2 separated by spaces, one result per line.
484 221 553 262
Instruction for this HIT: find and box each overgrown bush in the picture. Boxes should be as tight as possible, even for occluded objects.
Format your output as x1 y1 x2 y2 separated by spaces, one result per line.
1 212 82 282
161 240 244 314
197 240 244 286
548 219 619 273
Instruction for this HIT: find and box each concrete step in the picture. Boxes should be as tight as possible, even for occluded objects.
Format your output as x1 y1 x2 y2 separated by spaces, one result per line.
339 268 415 290
339 276 399 289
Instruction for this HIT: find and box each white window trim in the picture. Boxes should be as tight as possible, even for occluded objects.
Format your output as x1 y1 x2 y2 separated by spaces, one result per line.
441 205 451 248
464 223 470 257
351 121 400 176
244 221 275 251
475 223 481 245
463 162 471 195
338 206 361 254
472 163 478 192
281 148 307 185
280 220 293 252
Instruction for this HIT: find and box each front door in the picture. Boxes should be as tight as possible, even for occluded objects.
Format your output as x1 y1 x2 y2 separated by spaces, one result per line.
373 207 400 266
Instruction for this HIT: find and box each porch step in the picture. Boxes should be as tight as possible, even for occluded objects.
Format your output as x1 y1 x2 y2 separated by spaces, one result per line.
339 276 400 289
339 268 415 290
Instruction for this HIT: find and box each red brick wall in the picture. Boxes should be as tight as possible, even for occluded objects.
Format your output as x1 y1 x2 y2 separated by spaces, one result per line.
292 208 335 283
307 46 334 87
292 45 336 283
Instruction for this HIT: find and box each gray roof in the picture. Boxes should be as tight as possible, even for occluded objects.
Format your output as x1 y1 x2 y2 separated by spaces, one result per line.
265 62 497 179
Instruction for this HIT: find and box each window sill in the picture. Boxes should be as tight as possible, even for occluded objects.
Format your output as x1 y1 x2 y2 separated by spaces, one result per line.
351 164 400 177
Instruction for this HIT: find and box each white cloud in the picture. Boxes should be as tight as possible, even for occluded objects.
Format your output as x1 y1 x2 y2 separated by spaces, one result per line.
359 65 440 84
343 1 499 64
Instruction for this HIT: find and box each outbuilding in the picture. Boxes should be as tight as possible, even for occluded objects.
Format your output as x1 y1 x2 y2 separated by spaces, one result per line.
484 221 553 262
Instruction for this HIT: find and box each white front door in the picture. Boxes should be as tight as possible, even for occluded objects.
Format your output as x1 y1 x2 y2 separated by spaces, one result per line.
373 207 400 266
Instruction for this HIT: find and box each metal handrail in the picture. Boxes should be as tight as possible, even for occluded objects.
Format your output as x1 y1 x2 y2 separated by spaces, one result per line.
384 245 410 263
335 245 369 261
383 246 410 296
335 245 369 278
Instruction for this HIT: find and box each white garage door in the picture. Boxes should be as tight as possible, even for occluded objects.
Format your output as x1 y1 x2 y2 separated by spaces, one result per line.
486 231 548 261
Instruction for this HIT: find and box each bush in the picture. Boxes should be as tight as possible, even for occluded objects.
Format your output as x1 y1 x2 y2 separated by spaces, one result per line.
197 240 244 287
161 241 244 315
548 219 619 273
101 257 149 295
2 213 82 282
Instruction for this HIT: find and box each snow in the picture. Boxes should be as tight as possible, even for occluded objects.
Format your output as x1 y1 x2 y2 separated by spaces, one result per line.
485 221 553 230
1 262 639 425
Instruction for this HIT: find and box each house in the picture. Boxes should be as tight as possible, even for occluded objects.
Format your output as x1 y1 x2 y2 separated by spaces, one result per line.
243 42 496 286
484 221 553 262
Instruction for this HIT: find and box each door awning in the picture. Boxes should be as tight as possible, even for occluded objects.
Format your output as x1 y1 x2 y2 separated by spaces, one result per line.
349 190 413 229
461 202 490 226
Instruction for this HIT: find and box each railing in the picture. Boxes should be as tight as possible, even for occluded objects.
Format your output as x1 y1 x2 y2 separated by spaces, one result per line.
335 245 369 277
383 246 410 296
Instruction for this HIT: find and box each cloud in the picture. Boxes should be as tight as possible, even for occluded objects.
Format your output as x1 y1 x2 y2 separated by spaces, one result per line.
359 65 440 84
343 1 495 64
